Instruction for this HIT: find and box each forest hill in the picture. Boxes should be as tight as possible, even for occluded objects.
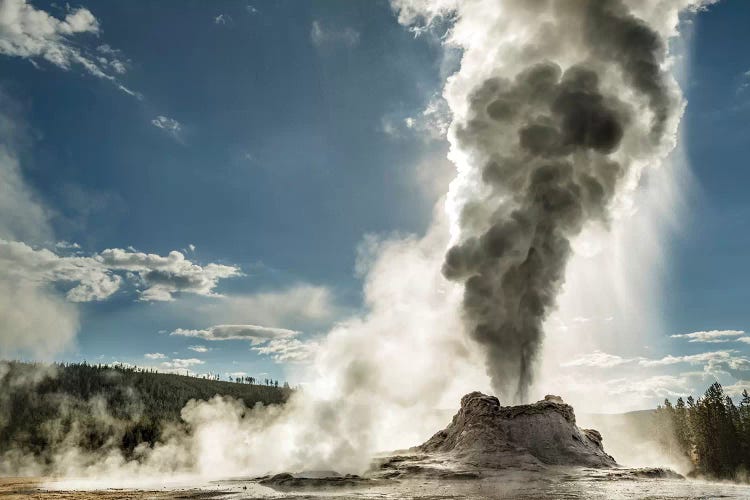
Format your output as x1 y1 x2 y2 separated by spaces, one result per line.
0 360 291 466
654 382 750 481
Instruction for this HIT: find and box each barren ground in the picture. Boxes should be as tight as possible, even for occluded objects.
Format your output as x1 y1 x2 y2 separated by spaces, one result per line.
5 470 750 500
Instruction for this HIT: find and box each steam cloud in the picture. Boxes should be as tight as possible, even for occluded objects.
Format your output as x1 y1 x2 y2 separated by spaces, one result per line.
0 0 714 483
394 0 707 402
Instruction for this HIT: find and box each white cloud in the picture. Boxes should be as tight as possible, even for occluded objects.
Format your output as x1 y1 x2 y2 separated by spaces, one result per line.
310 20 359 48
638 350 744 367
404 94 450 140
722 380 750 397
564 349 750 372
226 371 248 378
144 352 166 360
171 324 298 345
97 248 241 301
171 322 320 364
161 358 204 370
670 329 745 343
0 0 137 96
0 239 121 302
200 284 339 330
606 375 694 400
54 240 81 250
95 44 128 74
188 345 209 353
172 283 339 364
561 350 636 368
151 115 182 138
381 94 451 141
252 337 319 363
246 5 259 15
0 241 240 302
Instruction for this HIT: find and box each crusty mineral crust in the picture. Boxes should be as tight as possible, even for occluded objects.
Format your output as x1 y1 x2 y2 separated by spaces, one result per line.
417 391 616 468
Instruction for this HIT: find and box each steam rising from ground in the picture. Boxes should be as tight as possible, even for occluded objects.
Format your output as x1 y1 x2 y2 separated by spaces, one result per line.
1 0 713 484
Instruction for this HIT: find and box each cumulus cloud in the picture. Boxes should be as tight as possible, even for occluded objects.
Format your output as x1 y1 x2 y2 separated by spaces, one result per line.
0 239 121 302
670 329 745 343
188 345 209 353
144 352 166 360
97 248 241 301
0 241 240 303
0 0 137 96
171 324 298 345
310 20 359 48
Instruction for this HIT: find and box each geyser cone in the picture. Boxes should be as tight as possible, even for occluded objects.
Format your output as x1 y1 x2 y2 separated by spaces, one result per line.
419 392 616 468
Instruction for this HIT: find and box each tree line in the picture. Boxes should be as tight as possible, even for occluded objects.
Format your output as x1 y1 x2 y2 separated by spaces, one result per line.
655 382 750 480
228 375 288 388
0 360 293 463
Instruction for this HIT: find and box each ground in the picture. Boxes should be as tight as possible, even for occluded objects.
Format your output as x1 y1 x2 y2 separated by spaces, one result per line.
4 470 750 500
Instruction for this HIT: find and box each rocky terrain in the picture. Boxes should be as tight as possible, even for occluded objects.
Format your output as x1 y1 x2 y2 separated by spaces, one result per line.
370 391 617 480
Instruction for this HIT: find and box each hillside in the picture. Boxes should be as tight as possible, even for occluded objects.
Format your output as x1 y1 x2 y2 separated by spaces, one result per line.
0 361 292 461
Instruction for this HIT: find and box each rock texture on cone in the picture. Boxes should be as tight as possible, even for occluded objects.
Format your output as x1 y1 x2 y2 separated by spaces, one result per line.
418 392 616 468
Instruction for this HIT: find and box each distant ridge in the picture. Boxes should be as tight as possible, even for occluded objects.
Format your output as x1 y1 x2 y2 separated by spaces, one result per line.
0 360 291 461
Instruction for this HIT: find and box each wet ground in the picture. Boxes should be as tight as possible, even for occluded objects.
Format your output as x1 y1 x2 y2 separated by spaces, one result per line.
4 468 750 499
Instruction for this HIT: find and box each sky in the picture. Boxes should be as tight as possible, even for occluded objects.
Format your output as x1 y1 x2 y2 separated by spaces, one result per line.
0 0 749 408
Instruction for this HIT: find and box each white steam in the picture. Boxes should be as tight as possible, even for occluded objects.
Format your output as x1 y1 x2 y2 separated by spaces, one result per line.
2 0 713 482
0 90 80 359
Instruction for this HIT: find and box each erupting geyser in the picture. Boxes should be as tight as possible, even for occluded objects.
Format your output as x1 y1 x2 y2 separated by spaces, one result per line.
400 0 702 402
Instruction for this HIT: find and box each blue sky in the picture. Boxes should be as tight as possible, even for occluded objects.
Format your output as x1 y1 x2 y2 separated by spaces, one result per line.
0 0 749 402
669 0 750 332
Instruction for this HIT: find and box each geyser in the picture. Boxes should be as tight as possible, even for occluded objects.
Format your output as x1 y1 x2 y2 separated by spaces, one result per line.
393 0 705 402
2 1 713 483
373 391 617 479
